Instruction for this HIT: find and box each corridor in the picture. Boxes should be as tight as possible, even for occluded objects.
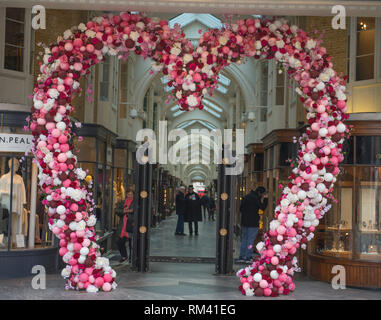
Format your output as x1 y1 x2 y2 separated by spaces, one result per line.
151 213 216 258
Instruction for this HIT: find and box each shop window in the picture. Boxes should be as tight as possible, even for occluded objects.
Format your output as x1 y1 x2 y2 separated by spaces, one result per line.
4 8 25 72
74 137 96 162
356 136 381 165
254 153 264 172
260 61 268 106
275 65 285 105
356 166 381 259
0 155 53 250
342 136 354 164
278 142 297 166
355 17 375 81
100 57 110 101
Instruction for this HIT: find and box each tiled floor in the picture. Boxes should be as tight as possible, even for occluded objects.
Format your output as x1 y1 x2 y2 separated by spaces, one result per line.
149 214 216 257
0 262 380 300
1 213 380 300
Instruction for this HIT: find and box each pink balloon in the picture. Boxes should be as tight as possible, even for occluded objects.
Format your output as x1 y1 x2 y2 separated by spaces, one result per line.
102 282 112 292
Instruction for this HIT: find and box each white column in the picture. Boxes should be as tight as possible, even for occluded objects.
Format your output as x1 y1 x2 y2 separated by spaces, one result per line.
28 162 38 248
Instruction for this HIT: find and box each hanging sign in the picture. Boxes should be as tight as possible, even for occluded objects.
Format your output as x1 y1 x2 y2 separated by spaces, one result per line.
0 134 33 153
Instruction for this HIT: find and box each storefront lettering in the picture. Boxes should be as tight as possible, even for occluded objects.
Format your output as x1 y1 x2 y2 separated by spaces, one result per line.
0 134 33 153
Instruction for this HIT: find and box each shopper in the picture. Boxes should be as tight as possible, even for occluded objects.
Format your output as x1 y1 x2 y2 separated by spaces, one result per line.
184 185 202 236
116 189 136 263
208 195 216 221
200 191 210 221
175 186 187 236
238 187 268 262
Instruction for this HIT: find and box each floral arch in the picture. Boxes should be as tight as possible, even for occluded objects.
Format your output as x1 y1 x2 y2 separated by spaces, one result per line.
30 12 349 295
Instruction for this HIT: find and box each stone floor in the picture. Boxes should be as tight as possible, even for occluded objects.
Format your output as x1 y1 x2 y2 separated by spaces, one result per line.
0 262 380 300
0 213 380 300
149 214 216 257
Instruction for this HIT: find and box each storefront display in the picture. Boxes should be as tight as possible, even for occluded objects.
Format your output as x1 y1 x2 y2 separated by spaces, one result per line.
307 119 381 288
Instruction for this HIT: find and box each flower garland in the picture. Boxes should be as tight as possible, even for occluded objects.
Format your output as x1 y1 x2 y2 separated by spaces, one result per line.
30 12 348 295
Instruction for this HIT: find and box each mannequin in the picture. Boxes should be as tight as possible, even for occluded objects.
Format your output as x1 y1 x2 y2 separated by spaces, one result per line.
0 158 26 246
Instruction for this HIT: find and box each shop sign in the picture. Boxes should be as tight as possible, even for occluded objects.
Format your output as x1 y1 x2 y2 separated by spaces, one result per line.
0 133 33 153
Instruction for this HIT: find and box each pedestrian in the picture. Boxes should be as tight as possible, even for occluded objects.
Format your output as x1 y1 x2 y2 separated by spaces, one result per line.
238 187 268 263
200 191 210 221
208 195 216 221
184 185 202 236
175 186 187 236
116 189 136 263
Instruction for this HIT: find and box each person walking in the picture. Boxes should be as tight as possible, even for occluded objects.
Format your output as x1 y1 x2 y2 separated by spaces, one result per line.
200 191 210 221
208 195 216 221
116 189 136 263
184 185 202 236
238 187 268 263
175 186 187 236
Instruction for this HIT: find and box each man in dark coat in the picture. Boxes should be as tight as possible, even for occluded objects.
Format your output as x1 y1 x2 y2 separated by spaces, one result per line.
200 191 210 220
238 187 268 262
175 186 187 236
184 185 202 236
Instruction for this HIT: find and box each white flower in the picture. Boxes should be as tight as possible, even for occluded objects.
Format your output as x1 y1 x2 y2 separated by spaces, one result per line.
170 46 181 56
56 121 66 131
80 247 89 256
319 72 330 82
255 41 262 50
75 168 86 180
54 113 63 123
76 220 86 231
86 285 99 293
85 30 96 38
183 54 193 64
186 95 198 107
69 221 77 231
78 23 87 32
280 198 290 207
306 39 316 50
175 90 182 99
136 21 145 30
112 282 118 290
44 98 55 112
87 215 97 227
276 40 285 48
34 100 43 110
219 36 228 46
245 289 255 296
129 31 139 41
63 29 72 40
48 89 59 99
61 266 71 278
43 54 51 65
256 241 265 252
290 25 298 34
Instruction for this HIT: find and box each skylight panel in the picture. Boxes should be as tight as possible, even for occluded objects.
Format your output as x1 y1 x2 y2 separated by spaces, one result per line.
218 73 231 86
173 110 184 117
203 100 223 113
205 107 221 118
216 85 228 94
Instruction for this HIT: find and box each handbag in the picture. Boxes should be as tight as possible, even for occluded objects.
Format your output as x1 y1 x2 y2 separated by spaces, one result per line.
125 213 135 233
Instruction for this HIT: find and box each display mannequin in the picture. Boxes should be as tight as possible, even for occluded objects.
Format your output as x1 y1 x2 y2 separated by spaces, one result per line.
0 158 26 246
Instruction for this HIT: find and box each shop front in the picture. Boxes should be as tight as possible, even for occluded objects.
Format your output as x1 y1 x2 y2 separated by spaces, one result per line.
0 108 58 278
306 115 381 288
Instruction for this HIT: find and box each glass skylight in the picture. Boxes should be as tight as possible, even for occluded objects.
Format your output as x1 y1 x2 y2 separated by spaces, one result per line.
178 120 196 129
197 120 216 131
216 84 228 94
171 105 179 111
203 100 223 113
173 110 185 118
205 107 221 118
218 73 231 86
